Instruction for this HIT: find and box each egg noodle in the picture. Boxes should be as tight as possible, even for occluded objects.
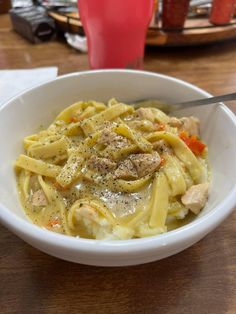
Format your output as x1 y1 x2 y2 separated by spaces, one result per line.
15 99 209 240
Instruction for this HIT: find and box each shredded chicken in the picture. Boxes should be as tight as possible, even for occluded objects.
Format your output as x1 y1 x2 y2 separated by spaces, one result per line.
114 159 138 180
152 139 173 154
98 128 129 149
129 152 161 177
98 128 118 145
136 108 155 123
114 152 161 179
180 117 200 136
127 120 155 132
32 189 48 207
181 183 209 214
168 117 182 128
88 155 117 174
168 116 200 136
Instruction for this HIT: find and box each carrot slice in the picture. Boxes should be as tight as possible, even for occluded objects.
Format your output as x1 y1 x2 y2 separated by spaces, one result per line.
47 218 61 228
179 131 206 156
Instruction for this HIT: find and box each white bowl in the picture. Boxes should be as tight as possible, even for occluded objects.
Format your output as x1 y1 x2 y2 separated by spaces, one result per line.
0 70 236 267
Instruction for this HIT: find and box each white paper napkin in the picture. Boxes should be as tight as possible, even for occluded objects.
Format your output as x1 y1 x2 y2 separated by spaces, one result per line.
0 67 58 108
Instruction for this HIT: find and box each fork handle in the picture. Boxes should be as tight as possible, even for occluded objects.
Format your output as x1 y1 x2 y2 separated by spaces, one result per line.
175 92 236 108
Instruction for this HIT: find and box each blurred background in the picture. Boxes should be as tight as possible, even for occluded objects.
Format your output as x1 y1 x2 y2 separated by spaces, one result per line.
2 0 236 51
0 0 236 94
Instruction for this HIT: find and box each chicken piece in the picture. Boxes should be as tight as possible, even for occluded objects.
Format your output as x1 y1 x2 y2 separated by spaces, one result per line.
169 116 200 136
180 116 200 136
114 159 138 180
32 189 48 207
181 183 209 214
88 155 117 174
130 152 161 177
168 117 182 128
98 128 129 149
111 136 130 149
98 128 118 145
136 108 155 123
128 120 155 132
152 139 173 154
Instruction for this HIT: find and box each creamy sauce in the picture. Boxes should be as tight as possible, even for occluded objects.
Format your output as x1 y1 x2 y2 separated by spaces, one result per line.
76 181 151 218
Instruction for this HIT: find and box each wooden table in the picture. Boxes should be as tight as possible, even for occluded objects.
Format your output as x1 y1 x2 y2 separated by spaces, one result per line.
0 14 236 314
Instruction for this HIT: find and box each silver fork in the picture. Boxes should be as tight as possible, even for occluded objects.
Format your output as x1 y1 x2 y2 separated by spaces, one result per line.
132 92 236 113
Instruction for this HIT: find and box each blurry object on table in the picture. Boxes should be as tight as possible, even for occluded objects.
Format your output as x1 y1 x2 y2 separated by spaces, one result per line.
189 0 212 17
48 0 236 47
0 0 11 13
209 0 235 25
65 32 87 52
12 0 33 8
36 0 77 8
78 0 154 69
10 6 56 43
149 0 160 27
162 0 191 30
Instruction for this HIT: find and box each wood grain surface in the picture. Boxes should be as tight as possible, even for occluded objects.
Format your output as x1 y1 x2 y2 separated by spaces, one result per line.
0 14 236 314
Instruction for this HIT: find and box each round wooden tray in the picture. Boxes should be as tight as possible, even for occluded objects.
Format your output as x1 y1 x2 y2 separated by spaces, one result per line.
48 10 236 46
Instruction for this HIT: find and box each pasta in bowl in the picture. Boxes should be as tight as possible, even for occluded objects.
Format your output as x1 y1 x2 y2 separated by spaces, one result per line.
15 98 210 240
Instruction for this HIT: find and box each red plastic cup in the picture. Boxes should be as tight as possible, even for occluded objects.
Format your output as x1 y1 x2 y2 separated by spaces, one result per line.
162 0 190 30
78 0 154 69
210 0 235 25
